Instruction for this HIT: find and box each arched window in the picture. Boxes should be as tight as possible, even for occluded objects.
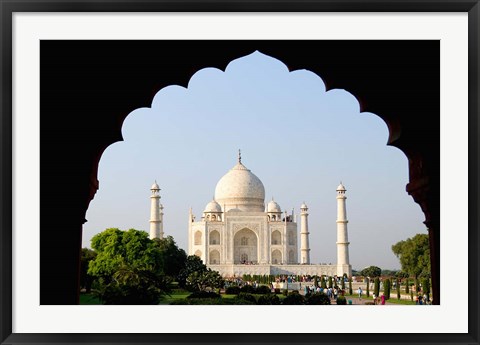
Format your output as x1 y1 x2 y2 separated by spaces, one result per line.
272 249 282 264
271 230 281 245
241 237 248 245
211 214 216 221
210 230 220 245
210 250 220 264
288 250 295 263
206 215 210 221
194 231 202 245
272 215 276 221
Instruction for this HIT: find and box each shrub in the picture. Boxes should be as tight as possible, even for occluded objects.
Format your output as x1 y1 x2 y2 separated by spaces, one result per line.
235 292 257 304
366 277 370 297
328 276 333 288
254 285 272 294
336 296 347 305
257 294 280 305
225 286 240 295
282 291 305 305
282 289 288 296
274 288 281 294
349 278 353 295
240 285 255 293
405 279 409 294
187 291 220 299
305 293 331 305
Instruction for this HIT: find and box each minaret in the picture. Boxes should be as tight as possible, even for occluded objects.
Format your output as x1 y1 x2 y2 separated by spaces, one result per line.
149 181 164 239
336 183 350 274
300 202 311 264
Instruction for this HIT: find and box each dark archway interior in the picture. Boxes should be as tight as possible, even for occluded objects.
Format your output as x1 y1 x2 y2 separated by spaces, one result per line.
40 40 439 304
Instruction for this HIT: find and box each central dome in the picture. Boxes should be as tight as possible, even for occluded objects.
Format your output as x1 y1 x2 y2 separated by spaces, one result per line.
214 160 265 212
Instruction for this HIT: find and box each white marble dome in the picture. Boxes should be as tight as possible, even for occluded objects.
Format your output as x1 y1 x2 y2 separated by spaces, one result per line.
204 199 222 213
214 161 265 212
267 199 282 213
151 181 160 190
337 183 346 191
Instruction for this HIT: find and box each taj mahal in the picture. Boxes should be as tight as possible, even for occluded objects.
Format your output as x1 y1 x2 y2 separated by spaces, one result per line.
149 151 352 278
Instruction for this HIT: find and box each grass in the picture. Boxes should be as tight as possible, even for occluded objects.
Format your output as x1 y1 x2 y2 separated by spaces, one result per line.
79 292 102 305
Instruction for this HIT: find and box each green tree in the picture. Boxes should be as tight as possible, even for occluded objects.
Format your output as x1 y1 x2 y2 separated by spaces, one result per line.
396 278 401 300
177 255 208 288
391 233 431 279
349 278 353 295
360 266 382 278
405 279 410 294
186 269 224 292
80 248 97 293
328 276 333 288
374 277 380 297
366 277 370 297
321 275 327 289
88 228 169 304
152 236 187 278
384 279 391 300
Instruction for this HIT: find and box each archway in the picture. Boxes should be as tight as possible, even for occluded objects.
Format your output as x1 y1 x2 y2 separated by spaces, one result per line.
194 231 202 245
272 249 282 264
209 230 220 245
233 228 258 264
209 250 220 264
40 40 440 304
271 230 281 245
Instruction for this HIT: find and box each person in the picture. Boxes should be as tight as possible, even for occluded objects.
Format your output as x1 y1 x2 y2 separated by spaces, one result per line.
373 293 377 305
381 294 386 305
358 286 363 299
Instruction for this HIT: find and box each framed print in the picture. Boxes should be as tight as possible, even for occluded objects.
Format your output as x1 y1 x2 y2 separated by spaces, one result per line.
1 1 479 345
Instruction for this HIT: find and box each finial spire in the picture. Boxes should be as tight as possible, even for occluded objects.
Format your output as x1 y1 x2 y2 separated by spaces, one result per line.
238 149 241 163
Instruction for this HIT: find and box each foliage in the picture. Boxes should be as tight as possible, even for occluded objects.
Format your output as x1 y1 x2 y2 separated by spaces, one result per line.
422 278 431 294
366 277 370 297
321 275 327 289
374 278 380 297
360 266 382 278
305 293 331 305
187 290 220 299
314 275 318 288
235 293 257 304
80 248 97 293
239 284 256 293
336 296 347 305
88 228 169 304
395 271 409 279
152 236 187 278
254 285 272 294
405 279 409 294
391 233 431 279
384 279 391 300
396 278 401 300
349 278 353 295
257 294 280 305
225 285 240 295
328 276 333 288
177 255 208 288
185 269 224 292
282 291 305 305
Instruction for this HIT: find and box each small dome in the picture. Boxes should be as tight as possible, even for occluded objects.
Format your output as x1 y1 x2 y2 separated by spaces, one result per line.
300 202 308 209
204 199 222 213
337 183 346 191
267 199 282 213
151 181 160 190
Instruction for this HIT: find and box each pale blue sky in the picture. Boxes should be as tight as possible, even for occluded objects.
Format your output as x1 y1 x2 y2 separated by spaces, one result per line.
82 51 426 270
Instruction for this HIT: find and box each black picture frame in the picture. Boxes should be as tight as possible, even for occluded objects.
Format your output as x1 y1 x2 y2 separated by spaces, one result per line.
1 1 479 345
